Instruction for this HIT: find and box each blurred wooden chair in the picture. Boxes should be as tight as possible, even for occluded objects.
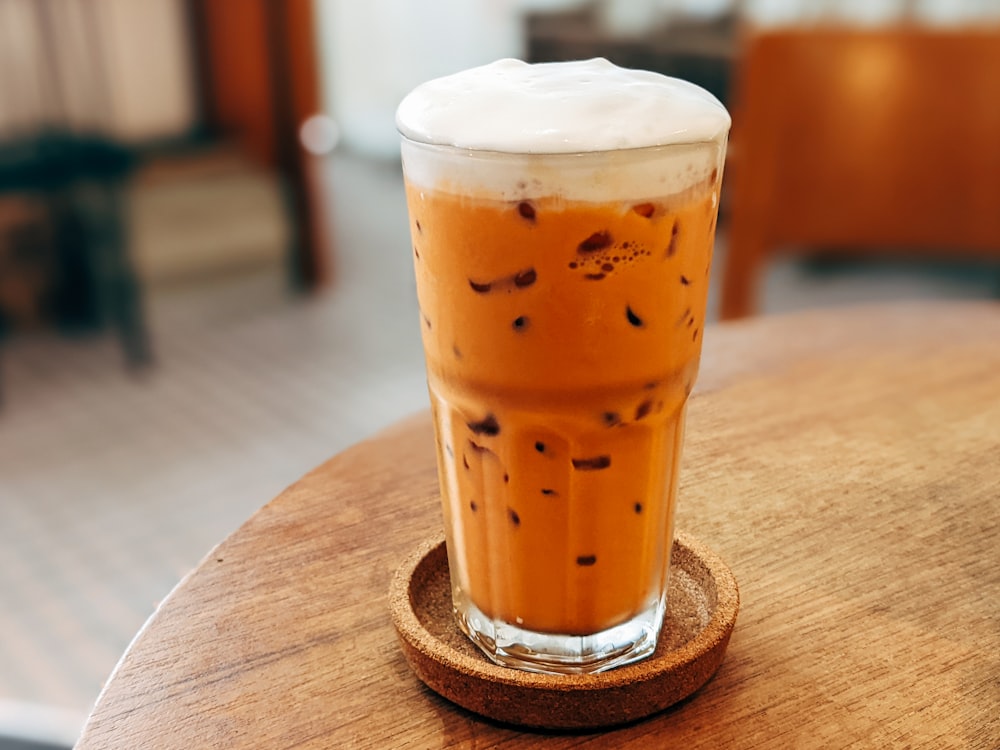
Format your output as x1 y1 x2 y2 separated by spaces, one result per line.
0 0 151 406
720 27 1000 319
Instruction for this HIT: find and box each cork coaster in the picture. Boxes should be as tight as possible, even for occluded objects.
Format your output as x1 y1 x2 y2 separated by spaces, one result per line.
389 532 739 730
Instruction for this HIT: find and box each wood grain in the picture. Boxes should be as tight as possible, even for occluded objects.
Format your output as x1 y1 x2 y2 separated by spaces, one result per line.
77 301 1000 749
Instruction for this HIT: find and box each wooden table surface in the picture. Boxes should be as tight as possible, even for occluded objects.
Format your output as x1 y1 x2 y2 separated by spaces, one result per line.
77 301 1000 749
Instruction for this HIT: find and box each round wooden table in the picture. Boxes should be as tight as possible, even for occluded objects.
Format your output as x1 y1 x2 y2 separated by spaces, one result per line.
77 302 1000 749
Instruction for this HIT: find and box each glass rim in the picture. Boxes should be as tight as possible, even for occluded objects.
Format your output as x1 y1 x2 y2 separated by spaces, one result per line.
398 131 727 159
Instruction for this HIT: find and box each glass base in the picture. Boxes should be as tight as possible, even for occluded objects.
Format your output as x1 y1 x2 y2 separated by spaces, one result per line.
454 597 666 675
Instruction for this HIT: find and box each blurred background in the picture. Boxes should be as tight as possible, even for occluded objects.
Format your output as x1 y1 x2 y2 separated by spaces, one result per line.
0 0 998 746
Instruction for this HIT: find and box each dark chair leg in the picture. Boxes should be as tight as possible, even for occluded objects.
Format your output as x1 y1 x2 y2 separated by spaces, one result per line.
85 180 153 369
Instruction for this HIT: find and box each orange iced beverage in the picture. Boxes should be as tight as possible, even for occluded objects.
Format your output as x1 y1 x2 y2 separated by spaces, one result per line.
398 58 729 673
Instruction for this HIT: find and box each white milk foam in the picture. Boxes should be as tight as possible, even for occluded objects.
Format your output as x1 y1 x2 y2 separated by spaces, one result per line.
397 58 730 201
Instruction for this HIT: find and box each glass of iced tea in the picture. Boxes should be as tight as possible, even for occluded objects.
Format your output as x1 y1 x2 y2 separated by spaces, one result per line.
397 58 729 674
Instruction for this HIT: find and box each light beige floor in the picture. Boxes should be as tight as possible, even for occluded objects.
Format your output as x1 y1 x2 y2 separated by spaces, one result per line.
0 150 996 744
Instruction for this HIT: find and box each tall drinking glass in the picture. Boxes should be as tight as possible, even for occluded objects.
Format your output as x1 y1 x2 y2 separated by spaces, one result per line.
397 59 729 674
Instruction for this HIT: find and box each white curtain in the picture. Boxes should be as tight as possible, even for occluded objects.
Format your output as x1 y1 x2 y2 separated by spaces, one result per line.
0 0 196 142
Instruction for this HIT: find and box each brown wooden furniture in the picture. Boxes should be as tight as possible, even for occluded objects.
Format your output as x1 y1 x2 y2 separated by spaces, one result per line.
721 28 1000 319
186 0 329 287
76 301 1000 748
